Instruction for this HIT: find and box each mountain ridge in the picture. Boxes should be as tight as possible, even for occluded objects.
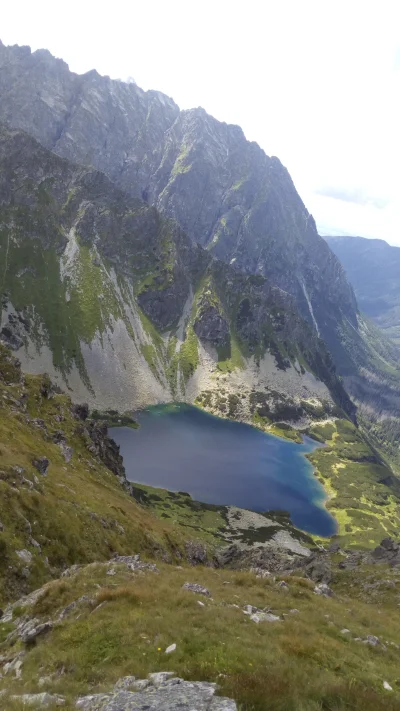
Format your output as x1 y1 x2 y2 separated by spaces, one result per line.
326 235 400 345
0 123 352 427
0 40 357 341
2 42 400 440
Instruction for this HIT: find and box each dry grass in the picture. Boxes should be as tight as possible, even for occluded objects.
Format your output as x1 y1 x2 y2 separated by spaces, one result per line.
1 561 400 710
96 585 141 604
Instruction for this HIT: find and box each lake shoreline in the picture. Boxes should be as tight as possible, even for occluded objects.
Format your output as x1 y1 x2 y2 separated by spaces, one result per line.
110 404 337 538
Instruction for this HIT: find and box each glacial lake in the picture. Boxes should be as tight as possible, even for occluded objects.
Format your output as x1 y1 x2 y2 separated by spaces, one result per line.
109 404 337 537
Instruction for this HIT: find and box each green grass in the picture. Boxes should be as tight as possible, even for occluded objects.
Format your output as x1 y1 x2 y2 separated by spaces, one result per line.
0 345 188 601
171 142 192 177
90 410 139 429
178 327 199 382
130 483 228 545
308 420 400 548
217 335 245 372
0 220 140 389
2 560 400 710
140 343 160 379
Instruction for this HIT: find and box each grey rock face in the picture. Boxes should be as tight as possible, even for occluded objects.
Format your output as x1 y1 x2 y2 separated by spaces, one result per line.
0 42 357 349
2 41 400 431
369 537 400 566
314 583 334 597
326 235 400 342
184 541 208 565
76 674 237 710
194 305 229 348
303 555 332 584
32 457 49 476
0 312 28 349
21 620 53 644
0 122 354 417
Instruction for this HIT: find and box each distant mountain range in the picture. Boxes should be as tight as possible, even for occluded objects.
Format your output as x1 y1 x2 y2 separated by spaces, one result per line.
326 236 400 345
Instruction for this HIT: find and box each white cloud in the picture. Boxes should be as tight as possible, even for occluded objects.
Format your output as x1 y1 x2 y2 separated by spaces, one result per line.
2 0 400 244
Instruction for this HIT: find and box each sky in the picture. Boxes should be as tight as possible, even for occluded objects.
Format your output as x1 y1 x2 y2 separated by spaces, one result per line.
2 0 400 244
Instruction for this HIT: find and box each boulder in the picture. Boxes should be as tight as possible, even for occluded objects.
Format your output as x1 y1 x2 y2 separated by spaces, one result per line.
32 457 49 476
250 612 281 623
16 549 33 565
364 635 380 647
277 581 289 592
370 538 400 566
185 540 208 565
303 555 332 584
71 403 89 420
76 673 237 710
182 582 211 597
21 621 53 644
314 583 334 597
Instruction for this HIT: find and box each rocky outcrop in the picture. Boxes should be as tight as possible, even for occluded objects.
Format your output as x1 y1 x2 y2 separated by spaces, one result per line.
369 537 400 567
76 672 237 711
84 421 125 478
77 673 237 710
0 124 353 419
8 675 238 710
193 304 229 348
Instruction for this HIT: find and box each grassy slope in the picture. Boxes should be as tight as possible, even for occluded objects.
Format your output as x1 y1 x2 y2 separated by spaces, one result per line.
0 345 191 602
2 560 400 710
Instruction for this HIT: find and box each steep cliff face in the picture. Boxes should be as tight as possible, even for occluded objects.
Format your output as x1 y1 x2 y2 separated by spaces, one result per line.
1 41 399 428
0 125 351 422
0 42 356 343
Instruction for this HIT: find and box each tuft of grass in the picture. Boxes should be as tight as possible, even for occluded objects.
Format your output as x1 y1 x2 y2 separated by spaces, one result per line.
96 585 141 604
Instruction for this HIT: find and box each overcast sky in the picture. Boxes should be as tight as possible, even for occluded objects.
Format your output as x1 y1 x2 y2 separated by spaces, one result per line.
2 1 400 244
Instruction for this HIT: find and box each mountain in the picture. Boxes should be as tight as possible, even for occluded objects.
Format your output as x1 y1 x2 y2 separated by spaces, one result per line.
325 235 400 464
0 124 352 426
326 236 400 345
0 44 358 347
1 42 400 710
1 42 399 428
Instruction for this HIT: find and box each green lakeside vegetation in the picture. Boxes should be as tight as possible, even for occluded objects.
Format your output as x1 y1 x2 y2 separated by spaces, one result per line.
91 409 139 429
307 419 400 548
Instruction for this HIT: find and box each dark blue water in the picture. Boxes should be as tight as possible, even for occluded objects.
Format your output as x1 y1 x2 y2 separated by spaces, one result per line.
110 404 336 537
